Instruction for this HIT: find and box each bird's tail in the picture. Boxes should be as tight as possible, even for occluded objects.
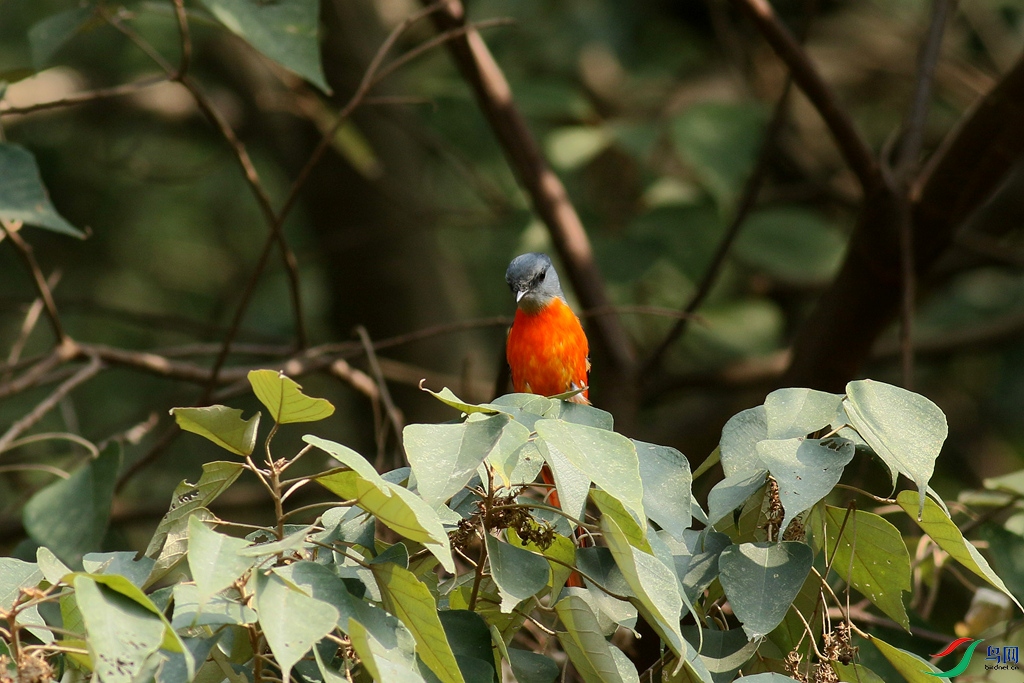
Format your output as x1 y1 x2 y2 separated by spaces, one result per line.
540 465 586 589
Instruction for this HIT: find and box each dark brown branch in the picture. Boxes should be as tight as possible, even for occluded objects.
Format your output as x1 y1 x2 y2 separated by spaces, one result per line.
1 222 68 344
784 50 1024 391
729 0 880 191
419 0 637 387
0 77 168 118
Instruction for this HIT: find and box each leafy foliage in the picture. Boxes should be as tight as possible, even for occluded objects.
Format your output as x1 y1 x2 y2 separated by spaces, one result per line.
2 373 1021 682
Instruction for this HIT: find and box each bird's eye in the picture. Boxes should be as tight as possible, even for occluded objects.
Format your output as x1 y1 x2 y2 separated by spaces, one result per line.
538 271 546 281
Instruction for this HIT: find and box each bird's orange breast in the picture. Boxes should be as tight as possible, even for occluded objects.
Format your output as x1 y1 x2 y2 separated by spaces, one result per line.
506 298 589 401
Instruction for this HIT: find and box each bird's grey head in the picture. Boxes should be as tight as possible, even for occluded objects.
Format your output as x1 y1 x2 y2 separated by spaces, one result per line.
505 253 565 313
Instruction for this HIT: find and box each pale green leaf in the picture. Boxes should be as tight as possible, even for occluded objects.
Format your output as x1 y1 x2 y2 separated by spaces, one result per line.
845 380 947 516
756 437 854 531
255 571 339 683
82 552 154 589
719 406 767 476
347 616 425 683
707 470 767 526
171 405 259 455
0 558 42 610
535 433 592 521
197 0 330 92
763 388 844 439
36 547 70 585
832 662 885 683
421 385 505 415
508 525 576 595
897 490 1022 612
273 561 357 629
555 594 625 683
633 440 692 539
372 562 465 683
74 576 165 683
171 584 256 630
405 414 517 506
236 524 314 557
486 535 550 612
186 516 254 604
601 515 686 657
536 419 644 520
488 426 544 488
681 627 758 683
248 369 335 424
0 143 83 236
718 541 813 640
591 489 650 553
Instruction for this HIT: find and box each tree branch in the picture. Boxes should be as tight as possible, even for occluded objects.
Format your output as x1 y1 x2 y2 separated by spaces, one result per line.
1 222 68 344
729 0 880 192
419 0 637 389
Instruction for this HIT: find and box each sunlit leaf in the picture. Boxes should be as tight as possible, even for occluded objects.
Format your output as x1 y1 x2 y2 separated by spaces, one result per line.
763 388 844 440
255 571 339 683
186 516 254 605
347 615 425 682
555 593 627 683
171 405 260 455
248 369 335 424
273 561 357 629
756 437 854 532
591 489 650 553
0 143 83 236
869 636 940 681
421 385 505 415
897 490 1022 611
171 584 256 630
845 379 946 516
810 505 911 629
718 541 814 640
372 562 465 683
832 662 886 683
707 470 767 526
719 406 767 476
633 440 692 539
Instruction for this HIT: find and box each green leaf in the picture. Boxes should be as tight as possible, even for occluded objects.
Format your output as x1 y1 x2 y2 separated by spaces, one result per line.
28 8 93 70
591 489 650 553
869 636 939 681
273 561 357 629
832 662 885 683
255 571 339 683
507 648 559 683
488 429 544 489
536 419 644 521
82 552 154 589
197 0 330 93
186 516 254 604
546 126 612 171
486 534 550 612
535 433 592 521
763 388 845 440
309 437 455 573
601 515 686 657
671 102 767 207
633 440 692 539
248 369 335 424
372 562 465 683
897 490 1022 611
237 524 314 557
844 380 947 516
74 576 166 683
555 594 627 683
486 393 558 431
707 470 767 526
810 505 911 629
23 442 121 565
978 523 1024 603
36 546 71 585
405 414 519 506
719 406 767 476
0 558 42 610
718 541 814 640
681 627 758 683
728 675 802 683
347 615 426 683
171 405 260 456
421 385 505 415
171 584 256 629
756 437 855 532
733 208 847 285
554 400 614 430
438 610 499 683
0 143 83 237
508 525 577 595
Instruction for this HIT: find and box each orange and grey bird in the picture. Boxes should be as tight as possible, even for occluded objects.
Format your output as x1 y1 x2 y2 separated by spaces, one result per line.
504 253 590 404
505 253 590 587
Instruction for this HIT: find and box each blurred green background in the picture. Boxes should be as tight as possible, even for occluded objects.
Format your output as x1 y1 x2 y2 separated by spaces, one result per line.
3 0 1024 650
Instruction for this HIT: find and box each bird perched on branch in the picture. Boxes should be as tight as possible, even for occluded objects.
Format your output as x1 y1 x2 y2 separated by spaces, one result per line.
505 252 590 404
505 252 589 587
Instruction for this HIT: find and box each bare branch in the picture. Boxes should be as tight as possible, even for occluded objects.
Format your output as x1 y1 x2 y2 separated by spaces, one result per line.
0 77 168 118
729 0 880 191
1 222 68 343
419 0 637 389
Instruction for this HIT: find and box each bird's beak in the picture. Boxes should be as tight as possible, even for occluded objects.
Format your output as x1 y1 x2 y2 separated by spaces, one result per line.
516 290 526 303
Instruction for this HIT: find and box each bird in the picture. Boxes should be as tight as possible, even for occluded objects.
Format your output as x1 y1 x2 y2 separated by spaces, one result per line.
504 253 590 404
505 253 589 587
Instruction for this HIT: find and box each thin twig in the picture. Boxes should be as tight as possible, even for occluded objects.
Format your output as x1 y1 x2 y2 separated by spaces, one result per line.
355 326 404 468
729 0 879 192
0 355 102 454
1 222 68 343
0 76 169 117
5 271 61 380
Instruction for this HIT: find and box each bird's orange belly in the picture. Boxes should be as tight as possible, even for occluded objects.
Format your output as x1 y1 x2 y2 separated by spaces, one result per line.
506 299 589 400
